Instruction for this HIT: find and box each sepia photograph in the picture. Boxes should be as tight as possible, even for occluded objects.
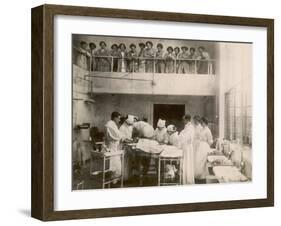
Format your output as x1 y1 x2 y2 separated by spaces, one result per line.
72 34 252 190
30 4 273 220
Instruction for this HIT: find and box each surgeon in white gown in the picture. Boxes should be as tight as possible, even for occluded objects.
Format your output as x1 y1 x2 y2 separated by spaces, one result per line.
179 114 195 184
119 115 134 141
133 120 154 139
104 111 123 176
133 120 155 175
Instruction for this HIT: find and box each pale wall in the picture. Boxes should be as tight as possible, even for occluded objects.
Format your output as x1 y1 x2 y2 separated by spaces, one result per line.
89 94 216 133
216 43 252 138
88 72 217 96
73 65 217 96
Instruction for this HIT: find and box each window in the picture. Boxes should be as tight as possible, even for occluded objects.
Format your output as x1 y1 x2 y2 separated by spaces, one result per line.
225 77 252 147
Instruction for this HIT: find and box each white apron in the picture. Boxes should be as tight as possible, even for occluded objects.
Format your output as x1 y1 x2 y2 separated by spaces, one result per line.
119 123 133 140
119 123 133 180
179 122 195 184
105 120 123 175
193 124 203 152
193 124 203 179
195 126 213 179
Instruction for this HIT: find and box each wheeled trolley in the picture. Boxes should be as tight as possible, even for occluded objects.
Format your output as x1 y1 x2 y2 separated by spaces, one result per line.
90 150 124 188
158 148 183 186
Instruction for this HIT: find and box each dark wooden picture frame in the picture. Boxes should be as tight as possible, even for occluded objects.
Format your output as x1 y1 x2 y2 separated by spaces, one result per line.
31 4 274 221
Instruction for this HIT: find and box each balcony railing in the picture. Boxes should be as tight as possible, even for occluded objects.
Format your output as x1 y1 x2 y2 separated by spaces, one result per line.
74 49 215 75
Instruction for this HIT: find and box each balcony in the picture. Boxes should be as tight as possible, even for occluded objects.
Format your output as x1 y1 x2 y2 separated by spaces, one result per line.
73 56 216 96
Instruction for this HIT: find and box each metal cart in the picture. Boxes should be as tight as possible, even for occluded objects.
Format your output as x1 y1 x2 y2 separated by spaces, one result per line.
158 148 183 186
90 150 124 188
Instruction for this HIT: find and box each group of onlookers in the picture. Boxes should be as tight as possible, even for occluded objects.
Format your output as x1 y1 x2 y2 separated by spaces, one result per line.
75 40 212 74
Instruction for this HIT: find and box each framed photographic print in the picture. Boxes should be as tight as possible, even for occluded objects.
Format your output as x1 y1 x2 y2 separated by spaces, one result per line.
31 4 274 221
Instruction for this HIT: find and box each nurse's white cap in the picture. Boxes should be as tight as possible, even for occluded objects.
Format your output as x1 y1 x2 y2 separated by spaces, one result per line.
167 125 176 132
126 115 135 125
157 119 166 128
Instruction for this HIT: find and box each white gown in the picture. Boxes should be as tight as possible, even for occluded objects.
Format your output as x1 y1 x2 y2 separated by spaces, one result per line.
133 121 154 138
193 124 203 152
119 123 133 140
105 120 123 175
154 128 168 143
119 123 133 180
195 126 213 179
193 124 203 179
179 122 195 184
167 132 180 148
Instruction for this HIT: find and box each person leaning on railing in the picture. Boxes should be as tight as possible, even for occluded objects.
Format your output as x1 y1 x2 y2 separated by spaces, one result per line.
138 42 146 73
197 46 210 74
77 39 214 74
95 41 111 72
127 43 139 72
75 41 91 70
117 43 128 72
164 46 176 73
188 47 196 74
110 44 119 72
178 46 190 74
174 47 180 73
143 41 156 73
89 42 97 71
155 43 165 73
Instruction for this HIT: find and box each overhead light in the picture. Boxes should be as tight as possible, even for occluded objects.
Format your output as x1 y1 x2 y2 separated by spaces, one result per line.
84 98 95 104
73 97 84 101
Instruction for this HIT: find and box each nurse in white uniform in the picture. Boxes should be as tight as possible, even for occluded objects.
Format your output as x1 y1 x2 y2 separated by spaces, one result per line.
119 115 134 180
193 115 203 180
196 117 213 181
179 114 195 184
154 119 168 144
167 125 180 148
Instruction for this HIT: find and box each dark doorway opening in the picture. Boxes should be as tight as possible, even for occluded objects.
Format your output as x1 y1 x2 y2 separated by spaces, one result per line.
153 104 185 130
